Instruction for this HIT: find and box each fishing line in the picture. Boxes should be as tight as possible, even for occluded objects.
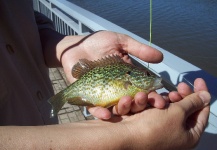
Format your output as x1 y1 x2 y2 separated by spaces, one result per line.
146 1 217 110
149 0 152 46
147 1 203 93
148 0 152 69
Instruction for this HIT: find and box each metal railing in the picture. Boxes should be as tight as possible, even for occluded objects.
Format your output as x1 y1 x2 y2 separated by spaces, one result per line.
33 0 94 36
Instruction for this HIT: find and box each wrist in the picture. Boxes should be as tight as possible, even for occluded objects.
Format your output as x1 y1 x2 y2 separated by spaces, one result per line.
122 117 153 149
105 121 133 149
56 35 84 63
57 35 90 83
75 119 132 149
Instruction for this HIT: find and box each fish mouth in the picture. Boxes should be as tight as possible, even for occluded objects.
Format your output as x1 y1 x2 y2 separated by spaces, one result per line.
152 77 163 89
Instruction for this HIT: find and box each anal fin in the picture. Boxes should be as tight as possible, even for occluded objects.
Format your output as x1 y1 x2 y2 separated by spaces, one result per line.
67 97 94 106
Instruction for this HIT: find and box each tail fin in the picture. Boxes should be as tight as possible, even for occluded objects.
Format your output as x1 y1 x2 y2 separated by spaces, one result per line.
48 90 67 117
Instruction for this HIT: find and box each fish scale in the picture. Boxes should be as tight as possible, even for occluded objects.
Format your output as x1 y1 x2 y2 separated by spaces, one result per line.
49 55 163 117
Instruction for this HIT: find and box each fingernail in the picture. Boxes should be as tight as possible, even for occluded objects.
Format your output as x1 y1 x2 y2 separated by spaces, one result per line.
199 91 211 105
102 114 111 120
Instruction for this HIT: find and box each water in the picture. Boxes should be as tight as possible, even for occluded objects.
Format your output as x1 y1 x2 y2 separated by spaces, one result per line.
68 0 217 77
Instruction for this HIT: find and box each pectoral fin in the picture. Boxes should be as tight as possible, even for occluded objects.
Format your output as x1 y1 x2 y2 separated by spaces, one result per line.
124 81 132 89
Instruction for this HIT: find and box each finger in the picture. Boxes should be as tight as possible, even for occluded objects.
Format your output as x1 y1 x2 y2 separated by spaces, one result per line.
148 92 166 108
177 82 193 98
194 78 208 92
176 91 211 117
112 96 132 115
87 106 111 120
130 92 148 113
168 91 182 102
116 33 163 63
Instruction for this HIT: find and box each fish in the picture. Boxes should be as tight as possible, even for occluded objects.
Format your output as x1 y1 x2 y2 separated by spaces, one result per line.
48 55 163 117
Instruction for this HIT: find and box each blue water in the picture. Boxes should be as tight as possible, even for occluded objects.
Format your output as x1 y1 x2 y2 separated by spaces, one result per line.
68 0 217 77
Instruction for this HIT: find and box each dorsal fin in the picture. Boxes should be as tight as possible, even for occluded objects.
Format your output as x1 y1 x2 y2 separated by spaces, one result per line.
71 55 125 79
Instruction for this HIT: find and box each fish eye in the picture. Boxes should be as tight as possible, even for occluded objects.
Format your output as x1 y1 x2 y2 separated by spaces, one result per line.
126 71 131 75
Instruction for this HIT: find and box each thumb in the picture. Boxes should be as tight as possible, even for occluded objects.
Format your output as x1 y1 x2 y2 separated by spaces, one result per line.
177 91 211 146
116 33 163 63
177 91 211 117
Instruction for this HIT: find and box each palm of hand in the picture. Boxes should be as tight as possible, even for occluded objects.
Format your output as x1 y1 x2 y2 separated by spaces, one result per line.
61 31 135 82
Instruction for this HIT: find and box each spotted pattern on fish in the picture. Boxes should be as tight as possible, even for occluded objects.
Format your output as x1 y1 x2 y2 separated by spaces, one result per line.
48 55 163 116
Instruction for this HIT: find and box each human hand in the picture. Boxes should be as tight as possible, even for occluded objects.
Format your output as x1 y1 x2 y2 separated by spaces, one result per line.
59 31 165 119
117 78 210 149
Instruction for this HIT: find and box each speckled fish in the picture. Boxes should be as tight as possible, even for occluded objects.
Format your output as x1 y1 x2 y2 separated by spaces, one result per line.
48 55 163 116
